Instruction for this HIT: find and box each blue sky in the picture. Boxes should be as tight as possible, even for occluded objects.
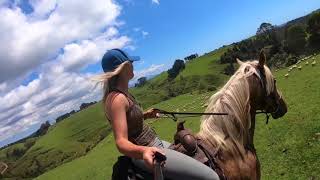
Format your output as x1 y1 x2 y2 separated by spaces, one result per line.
0 0 319 147
118 0 320 71
10 0 320 83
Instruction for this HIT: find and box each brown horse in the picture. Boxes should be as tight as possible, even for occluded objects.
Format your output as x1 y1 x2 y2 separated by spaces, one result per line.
196 51 288 179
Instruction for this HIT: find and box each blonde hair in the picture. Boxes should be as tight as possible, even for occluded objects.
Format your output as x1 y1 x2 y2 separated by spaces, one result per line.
197 60 275 158
93 61 131 104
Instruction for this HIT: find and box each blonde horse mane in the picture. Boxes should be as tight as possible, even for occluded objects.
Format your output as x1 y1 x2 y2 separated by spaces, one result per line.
197 60 275 157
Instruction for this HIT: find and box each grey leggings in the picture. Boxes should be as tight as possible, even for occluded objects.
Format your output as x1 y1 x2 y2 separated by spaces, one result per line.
132 138 219 180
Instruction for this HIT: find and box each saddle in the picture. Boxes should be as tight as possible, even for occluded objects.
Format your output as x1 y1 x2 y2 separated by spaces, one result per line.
168 121 226 180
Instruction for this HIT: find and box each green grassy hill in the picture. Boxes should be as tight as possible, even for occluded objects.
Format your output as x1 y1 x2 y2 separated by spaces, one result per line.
0 103 110 179
33 54 320 180
130 46 229 109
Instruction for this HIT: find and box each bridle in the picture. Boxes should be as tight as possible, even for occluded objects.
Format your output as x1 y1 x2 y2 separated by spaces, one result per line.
254 65 283 124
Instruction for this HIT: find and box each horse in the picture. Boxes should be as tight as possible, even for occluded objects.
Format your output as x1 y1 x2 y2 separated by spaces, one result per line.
195 50 288 179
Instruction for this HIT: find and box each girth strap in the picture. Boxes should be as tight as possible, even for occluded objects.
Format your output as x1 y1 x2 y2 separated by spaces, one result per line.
170 121 226 179
197 140 226 180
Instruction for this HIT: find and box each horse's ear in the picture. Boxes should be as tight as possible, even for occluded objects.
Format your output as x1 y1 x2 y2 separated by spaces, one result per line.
259 50 266 67
236 58 243 65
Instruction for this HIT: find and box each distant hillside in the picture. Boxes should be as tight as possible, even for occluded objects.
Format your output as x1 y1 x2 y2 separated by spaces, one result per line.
130 46 230 109
284 8 320 27
0 103 110 179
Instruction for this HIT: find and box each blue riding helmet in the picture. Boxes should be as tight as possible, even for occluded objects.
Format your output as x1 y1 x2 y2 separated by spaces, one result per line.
101 49 140 72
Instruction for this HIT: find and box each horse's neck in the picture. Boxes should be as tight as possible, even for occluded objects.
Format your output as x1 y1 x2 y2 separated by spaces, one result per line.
246 109 257 151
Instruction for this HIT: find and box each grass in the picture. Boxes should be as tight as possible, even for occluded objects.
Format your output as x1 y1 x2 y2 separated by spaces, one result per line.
35 54 320 180
254 54 320 179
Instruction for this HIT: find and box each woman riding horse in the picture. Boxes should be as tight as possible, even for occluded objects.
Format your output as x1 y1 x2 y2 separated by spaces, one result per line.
96 49 287 180
96 49 219 180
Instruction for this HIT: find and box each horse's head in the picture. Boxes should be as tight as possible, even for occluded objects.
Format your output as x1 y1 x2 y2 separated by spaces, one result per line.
237 51 287 119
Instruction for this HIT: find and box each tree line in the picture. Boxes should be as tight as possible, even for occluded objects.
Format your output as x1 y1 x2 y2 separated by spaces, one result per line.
221 10 320 75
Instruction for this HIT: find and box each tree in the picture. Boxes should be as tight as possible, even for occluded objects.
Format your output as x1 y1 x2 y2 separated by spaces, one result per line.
24 138 36 149
36 121 51 136
80 102 96 110
223 62 235 75
286 25 307 54
256 23 274 35
167 59 185 80
7 147 26 158
135 77 147 87
307 11 320 47
256 22 280 47
184 53 199 61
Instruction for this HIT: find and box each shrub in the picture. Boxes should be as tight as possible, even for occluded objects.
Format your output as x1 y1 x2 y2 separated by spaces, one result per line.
307 11 320 47
286 25 307 54
24 138 36 149
167 59 185 80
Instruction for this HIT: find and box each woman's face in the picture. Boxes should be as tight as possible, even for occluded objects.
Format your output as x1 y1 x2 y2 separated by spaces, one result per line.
119 61 134 80
127 61 134 79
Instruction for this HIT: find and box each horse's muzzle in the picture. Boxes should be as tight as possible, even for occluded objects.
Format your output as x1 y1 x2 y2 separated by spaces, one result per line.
271 97 287 119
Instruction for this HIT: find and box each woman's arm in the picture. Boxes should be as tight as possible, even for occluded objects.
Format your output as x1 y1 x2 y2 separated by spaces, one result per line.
107 94 163 168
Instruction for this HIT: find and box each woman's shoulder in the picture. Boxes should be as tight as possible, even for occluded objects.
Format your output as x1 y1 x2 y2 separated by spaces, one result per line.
107 90 134 109
107 91 127 104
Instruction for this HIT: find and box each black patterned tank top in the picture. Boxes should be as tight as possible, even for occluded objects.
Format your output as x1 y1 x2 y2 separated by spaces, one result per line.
106 89 157 146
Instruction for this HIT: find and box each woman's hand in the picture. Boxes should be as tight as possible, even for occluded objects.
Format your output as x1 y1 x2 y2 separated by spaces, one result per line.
142 147 165 170
144 108 161 119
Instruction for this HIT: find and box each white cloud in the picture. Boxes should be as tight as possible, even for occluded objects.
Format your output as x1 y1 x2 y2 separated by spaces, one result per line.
29 0 57 18
0 83 7 92
0 70 103 144
142 31 149 38
56 29 130 72
0 0 135 146
131 64 166 84
123 0 134 6
0 0 121 83
0 0 169 148
133 27 149 39
152 0 160 5
133 27 140 32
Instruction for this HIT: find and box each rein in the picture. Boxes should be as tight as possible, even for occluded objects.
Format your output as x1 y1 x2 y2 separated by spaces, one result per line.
157 110 228 121
255 110 271 124
157 64 280 124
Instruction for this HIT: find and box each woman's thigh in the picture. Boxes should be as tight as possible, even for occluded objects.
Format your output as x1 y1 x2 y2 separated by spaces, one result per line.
132 140 219 180
160 148 219 180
